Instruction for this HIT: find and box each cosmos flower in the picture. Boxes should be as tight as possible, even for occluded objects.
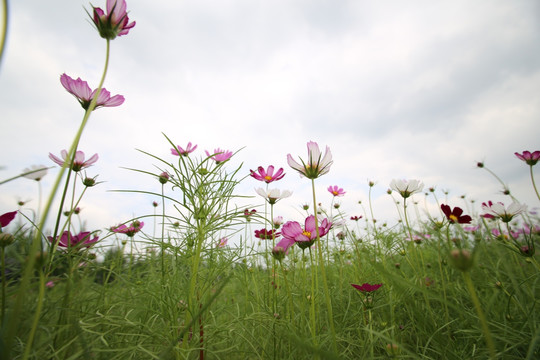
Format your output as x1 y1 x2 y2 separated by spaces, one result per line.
0 211 17 228
60 74 124 110
351 283 383 293
254 228 280 240
255 188 292 205
91 0 136 40
49 150 98 172
515 151 540 166
250 165 285 183
328 185 346 197
22 165 49 181
441 204 472 224
350 215 362 221
218 237 228 247
390 179 424 199
482 201 527 223
48 231 99 248
280 215 332 250
205 148 233 164
171 142 197 156
111 220 144 237
287 141 333 179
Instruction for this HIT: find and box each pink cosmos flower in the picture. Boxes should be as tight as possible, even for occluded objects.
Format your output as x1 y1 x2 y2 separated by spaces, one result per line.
171 142 197 156
49 150 99 172
218 237 228 247
351 283 383 293
515 151 540 166
60 74 124 110
48 231 99 248
205 148 233 164
0 211 17 227
287 141 333 179
482 201 527 223
250 165 285 183
328 185 346 197
91 0 136 40
279 215 332 251
273 216 284 229
111 220 144 237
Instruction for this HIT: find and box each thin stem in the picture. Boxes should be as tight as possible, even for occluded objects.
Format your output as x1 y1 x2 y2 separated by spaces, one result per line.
311 179 337 353
0 0 8 67
529 165 540 202
462 271 496 359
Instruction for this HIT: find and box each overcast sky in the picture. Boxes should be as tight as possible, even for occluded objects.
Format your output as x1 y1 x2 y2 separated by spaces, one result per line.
1 0 539 243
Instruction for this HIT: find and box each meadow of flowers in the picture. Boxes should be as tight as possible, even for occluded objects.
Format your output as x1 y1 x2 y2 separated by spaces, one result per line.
1 1 539 359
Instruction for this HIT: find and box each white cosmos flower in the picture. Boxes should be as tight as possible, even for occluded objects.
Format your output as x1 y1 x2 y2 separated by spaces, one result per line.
482 201 527 223
390 179 424 199
22 165 49 181
255 188 292 205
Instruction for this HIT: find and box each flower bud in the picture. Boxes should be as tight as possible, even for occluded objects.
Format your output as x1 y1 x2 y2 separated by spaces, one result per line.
0 233 15 247
158 172 169 184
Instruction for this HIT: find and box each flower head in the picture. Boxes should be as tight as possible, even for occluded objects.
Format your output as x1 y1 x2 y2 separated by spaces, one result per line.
49 150 98 172
22 165 48 181
171 142 197 156
254 228 280 240
390 179 424 199
328 185 346 197
287 141 333 179
0 211 17 228
206 148 233 164
111 220 144 237
515 151 540 166
351 283 383 293
60 74 124 110
243 209 257 221
48 231 99 249
271 246 287 262
273 216 284 229
250 165 285 183
350 215 362 221
158 171 170 184
482 201 527 223
281 215 332 250
255 188 292 205
441 204 472 224
91 0 136 40
218 237 228 248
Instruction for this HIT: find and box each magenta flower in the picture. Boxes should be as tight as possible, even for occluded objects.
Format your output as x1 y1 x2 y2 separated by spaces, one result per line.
441 204 472 224
351 283 383 293
515 151 540 166
206 148 233 164
60 74 124 110
280 215 332 250
91 0 136 40
328 185 346 197
287 141 333 179
250 165 285 183
48 231 99 248
49 150 99 172
111 220 144 237
0 211 17 228
350 215 362 221
171 142 197 156
218 237 228 248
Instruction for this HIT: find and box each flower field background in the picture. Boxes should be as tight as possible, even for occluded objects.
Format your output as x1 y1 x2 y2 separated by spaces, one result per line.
1 1 539 359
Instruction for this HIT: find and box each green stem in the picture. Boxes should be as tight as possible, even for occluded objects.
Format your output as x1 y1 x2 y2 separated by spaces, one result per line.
3 39 111 359
462 271 496 359
161 183 166 283
311 179 337 353
0 0 7 67
21 271 46 360
529 165 540 202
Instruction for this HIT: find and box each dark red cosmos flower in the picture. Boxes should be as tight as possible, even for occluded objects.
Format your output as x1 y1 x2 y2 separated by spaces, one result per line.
350 215 362 221
351 283 382 293
441 204 472 224
0 211 17 228
254 228 280 240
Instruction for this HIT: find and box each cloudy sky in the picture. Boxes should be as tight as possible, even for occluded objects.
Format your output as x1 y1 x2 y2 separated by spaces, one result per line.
1 0 539 242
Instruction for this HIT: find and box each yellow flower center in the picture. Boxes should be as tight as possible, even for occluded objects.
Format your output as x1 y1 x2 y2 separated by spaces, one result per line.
302 230 311 237
332 191 339 196
264 175 272 181
449 214 458 223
